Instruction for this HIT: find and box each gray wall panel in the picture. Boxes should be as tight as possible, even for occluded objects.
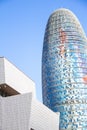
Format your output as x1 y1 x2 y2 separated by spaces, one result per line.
0 93 32 130
30 99 59 130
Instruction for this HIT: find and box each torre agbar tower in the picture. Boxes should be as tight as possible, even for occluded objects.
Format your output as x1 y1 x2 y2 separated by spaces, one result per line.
42 8 87 130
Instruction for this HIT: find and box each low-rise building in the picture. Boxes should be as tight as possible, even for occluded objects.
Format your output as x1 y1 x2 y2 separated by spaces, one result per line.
0 57 59 130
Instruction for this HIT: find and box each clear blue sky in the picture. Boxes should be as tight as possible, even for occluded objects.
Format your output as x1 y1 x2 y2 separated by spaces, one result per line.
0 0 87 102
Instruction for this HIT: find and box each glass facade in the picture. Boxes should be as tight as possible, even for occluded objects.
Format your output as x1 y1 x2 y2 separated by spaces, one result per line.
42 8 87 130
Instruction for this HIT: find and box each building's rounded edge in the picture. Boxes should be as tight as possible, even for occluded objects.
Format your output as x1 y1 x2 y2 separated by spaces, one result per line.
47 8 87 39
52 8 71 14
50 8 72 16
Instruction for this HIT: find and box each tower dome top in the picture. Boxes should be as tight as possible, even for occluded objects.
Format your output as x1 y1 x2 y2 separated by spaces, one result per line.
51 8 76 17
52 8 72 13
48 8 86 38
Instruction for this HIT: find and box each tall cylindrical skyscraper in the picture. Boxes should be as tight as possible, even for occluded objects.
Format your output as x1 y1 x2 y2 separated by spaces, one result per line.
42 8 87 130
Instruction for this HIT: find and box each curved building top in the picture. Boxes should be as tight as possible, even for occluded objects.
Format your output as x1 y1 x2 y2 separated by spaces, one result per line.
45 8 86 41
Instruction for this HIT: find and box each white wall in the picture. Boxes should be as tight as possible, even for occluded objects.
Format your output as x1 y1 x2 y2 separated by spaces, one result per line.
0 57 5 84
0 93 32 130
0 57 36 97
30 99 59 130
0 93 59 130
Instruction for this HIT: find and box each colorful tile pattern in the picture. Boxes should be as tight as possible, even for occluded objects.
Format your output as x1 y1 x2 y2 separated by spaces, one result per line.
42 8 87 130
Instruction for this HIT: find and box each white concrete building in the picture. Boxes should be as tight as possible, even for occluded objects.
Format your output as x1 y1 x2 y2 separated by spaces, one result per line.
0 57 59 130
0 57 35 97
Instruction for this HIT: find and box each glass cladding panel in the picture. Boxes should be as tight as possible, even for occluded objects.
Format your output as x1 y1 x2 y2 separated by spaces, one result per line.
42 9 87 130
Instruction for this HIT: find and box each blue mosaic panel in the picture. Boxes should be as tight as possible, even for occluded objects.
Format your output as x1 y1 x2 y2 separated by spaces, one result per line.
42 9 87 130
